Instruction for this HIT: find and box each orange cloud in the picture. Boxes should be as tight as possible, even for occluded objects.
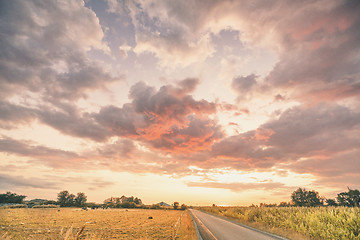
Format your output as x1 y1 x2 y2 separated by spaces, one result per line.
254 128 274 142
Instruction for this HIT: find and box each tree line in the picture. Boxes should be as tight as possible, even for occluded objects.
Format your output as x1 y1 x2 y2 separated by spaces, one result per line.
0 192 26 204
2 187 359 208
0 190 189 211
291 187 360 207
57 190 87 207
258 187 360 207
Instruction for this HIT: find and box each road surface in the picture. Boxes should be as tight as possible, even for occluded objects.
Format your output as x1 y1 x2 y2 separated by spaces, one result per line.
189 209 286 240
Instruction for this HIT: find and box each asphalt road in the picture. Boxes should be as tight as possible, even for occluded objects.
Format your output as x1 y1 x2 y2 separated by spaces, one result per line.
189 209 286 240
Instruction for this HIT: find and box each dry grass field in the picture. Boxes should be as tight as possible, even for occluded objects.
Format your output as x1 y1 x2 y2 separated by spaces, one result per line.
199 206 360 240
0 208 197 239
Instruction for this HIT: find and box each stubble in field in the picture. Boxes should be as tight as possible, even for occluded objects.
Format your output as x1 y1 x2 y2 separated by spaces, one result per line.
0 208 197 239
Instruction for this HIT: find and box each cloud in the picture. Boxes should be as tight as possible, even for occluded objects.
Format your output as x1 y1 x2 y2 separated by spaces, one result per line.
41 63 120 101
209 103 360 172
129 80 215 119
0 136 85 169
96 80 222 153
231 74 258 101
37 105 111 142
0 101 36 129
289 150 360 178
287 149 360 189
88 179 115 190
1 93 358 181
262 0 360 102
0 172 116 192
187 181 287 192
0 0 359 194
95 139 136 159
232 74 257 92
0 100 111 141
0 173 59 189
0 78 221 153
263 104 360 158
210 133 281 168
175 78 200 96
108 0 218 68
108 0 360 104
0 0 118 101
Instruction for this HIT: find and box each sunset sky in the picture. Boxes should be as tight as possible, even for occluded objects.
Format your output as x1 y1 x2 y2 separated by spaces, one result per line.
1 0 359 206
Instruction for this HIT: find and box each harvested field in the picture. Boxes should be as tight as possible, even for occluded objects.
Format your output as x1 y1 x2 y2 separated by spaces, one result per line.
0 208 197 239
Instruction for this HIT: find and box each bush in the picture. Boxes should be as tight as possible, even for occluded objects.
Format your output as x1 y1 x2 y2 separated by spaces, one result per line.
0 203 27 209
0 192 26 204
150 204 163 209
32 204 59 208
120 202 136 208
180 204 187 210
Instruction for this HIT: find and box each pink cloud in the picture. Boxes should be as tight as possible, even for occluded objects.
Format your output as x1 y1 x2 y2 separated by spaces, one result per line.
96 80 222 153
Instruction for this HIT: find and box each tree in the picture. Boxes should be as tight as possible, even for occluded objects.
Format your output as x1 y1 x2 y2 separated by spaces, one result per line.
173 202 179 210
74 192 87 207
337 188 360 207
0 192 26 203
291 188 307 206
103 195 143 208
134 197 142 205
278 202 291 207
306 190 323 207
291 188 323 207
326 199 337 206
180 204 187 210
57 190 75 207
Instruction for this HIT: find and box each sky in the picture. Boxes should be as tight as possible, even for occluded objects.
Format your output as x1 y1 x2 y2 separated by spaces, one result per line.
0 0 359 206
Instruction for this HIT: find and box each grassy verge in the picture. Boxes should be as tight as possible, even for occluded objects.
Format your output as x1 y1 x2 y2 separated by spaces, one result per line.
175 210 197 239
0 208 196 239
198 206 360 239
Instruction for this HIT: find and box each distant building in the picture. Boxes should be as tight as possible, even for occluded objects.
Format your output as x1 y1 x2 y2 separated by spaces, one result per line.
158 202 170 207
